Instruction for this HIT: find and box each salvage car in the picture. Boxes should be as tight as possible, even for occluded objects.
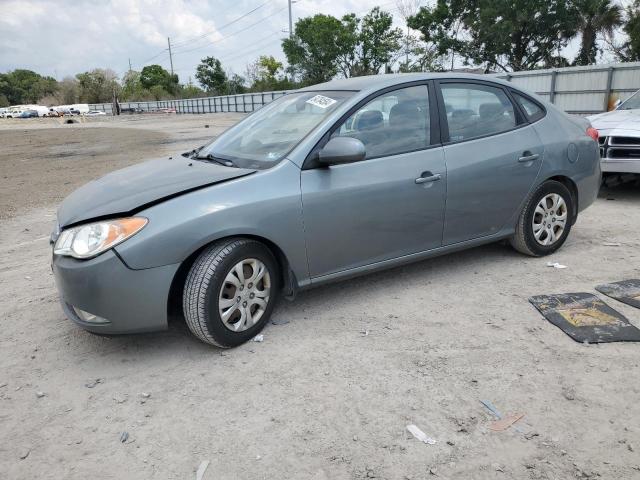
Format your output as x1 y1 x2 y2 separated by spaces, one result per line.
588 89 640 175
51 73 601 347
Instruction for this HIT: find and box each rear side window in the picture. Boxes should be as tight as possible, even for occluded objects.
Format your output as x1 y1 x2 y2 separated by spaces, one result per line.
512 92 545 122
333 84 430 159
440 83 516 142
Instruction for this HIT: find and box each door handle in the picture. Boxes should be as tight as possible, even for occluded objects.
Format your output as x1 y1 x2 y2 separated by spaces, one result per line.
415 173 442 184
518 153 539 163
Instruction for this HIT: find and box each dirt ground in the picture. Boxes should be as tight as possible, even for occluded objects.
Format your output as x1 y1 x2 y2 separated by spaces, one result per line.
1 114 639 480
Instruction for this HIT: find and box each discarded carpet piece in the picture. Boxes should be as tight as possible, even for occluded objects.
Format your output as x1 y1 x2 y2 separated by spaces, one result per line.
529 292 640 343
596 279 640 309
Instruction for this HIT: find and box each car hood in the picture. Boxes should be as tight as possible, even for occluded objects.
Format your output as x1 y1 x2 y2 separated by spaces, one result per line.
588 108 640 135
57 156 255 227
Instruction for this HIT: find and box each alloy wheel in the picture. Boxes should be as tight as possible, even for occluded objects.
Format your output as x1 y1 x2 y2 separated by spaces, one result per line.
218 258 271 332
532 193 568 246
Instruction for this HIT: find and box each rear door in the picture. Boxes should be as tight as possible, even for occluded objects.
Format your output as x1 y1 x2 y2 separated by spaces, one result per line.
300 83 446 279
436 80 544 245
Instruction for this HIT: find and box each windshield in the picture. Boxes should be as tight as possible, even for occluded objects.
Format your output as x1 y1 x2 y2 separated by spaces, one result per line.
198 91 354 168
619 90 640 110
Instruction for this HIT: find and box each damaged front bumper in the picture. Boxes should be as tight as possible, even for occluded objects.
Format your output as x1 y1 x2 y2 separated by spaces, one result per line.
52 249 179 334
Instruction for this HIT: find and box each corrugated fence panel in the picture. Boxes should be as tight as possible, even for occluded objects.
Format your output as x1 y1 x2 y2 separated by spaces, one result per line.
90 63 640 116
554 92 607 112
556 69 608 92
612 67 640 90
507 74 553 94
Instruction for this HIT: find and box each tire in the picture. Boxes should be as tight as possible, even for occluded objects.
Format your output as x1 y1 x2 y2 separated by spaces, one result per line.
183 239 280 348
510 180 574 257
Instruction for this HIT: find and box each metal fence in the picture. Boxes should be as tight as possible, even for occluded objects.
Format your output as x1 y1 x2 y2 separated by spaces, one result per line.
90 61 640 116
492 61 640 115
89 90 290 115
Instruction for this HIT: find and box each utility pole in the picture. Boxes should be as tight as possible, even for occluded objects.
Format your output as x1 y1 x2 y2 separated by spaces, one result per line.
128 58 132 72
288 0 293 37
167 37 174 76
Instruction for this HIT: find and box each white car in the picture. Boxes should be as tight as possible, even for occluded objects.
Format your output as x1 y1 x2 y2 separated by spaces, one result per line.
588 91 640 175
86 110 106 116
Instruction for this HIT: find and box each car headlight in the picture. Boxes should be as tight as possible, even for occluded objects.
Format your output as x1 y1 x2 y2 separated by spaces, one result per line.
54 217 147 259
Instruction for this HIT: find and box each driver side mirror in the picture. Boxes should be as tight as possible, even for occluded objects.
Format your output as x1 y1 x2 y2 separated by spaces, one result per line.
318 136 366 166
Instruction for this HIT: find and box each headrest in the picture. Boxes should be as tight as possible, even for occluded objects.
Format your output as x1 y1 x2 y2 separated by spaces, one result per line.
389 102 422 126
479 103 505 119
356 110 384 131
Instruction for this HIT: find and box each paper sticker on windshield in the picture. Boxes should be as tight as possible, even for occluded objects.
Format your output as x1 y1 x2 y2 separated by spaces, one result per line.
306 95 337 109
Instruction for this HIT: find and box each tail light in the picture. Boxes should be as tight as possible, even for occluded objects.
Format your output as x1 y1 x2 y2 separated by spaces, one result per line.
586 127 599 141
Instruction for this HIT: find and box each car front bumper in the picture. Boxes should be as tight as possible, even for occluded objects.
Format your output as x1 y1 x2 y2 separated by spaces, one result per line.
601 158 640 174
52 250 180 334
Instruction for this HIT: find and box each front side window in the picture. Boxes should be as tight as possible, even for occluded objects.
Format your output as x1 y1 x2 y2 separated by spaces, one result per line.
441 83 517 142
332 84 430 159
200 91 354 169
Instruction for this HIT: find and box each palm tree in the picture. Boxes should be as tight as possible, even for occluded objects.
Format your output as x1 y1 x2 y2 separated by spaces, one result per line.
573 0 623 65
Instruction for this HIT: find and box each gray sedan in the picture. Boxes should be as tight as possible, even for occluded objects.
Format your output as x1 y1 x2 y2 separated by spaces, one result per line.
51 73 601 347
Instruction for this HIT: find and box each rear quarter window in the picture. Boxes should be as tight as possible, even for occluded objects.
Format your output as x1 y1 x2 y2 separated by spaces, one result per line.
512 92 545 123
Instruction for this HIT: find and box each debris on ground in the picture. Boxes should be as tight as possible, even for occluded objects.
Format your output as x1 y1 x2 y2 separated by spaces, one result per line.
19 448 31 460
252 334 264 342
84 378 102 388
196 460 210 480
406 424 437 445
547 262 567 269
0 383 7 388
119 431 129 443
481 400 526 433
562 386 576 401
360 329 370 337
603 242 621 246
113 394 128 404
480 400 502 419
271 318 290 325
35 391 45 398
489 413 525 431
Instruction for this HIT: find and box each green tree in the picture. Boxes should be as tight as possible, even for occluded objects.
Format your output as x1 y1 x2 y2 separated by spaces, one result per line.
195 57 228 94
246 55 297 91
57 77 79 104
0 69 58 104
614 0 640 61
282 14 355 84
573 0 622 65
409 0 579 72
76 69 119 103
226 74 246 94
356 7 404 75
140 65 178 94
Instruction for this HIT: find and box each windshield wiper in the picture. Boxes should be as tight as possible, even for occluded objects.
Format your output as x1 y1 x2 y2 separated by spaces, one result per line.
195 153 237 167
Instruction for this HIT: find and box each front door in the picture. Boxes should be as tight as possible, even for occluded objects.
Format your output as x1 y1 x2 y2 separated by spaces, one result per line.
437 81 544 245
301 84 446 279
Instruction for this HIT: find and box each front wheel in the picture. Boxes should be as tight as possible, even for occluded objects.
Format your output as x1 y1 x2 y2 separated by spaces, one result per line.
183 239 279 347
510 180 574 256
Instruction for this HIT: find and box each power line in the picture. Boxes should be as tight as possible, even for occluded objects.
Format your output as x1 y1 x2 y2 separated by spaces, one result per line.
171 5 288 56
169 1 271 49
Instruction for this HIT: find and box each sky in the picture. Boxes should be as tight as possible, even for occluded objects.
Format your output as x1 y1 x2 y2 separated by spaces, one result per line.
0 0 632 84
0 0 408 82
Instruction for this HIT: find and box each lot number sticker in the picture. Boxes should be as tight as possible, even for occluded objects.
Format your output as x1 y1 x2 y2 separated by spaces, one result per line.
306 95 337 109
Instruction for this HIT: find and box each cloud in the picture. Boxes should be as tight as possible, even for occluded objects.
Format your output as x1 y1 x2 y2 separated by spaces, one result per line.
0 0 406 81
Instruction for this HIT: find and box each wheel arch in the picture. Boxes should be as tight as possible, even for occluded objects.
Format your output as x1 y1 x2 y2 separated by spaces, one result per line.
546 175 579 223
167 234 297 324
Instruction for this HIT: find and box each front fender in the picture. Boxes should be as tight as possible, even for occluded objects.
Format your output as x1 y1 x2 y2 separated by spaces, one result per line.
115 160 310 285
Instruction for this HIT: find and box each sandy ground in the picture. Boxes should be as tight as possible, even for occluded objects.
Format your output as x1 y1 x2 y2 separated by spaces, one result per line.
1 114 640 480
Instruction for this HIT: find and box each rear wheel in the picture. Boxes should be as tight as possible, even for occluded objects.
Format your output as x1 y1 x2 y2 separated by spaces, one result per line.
510 180 574 256
183 239 279 347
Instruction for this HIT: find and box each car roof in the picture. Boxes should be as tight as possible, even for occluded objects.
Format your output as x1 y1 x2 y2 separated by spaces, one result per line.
298 72 514 94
